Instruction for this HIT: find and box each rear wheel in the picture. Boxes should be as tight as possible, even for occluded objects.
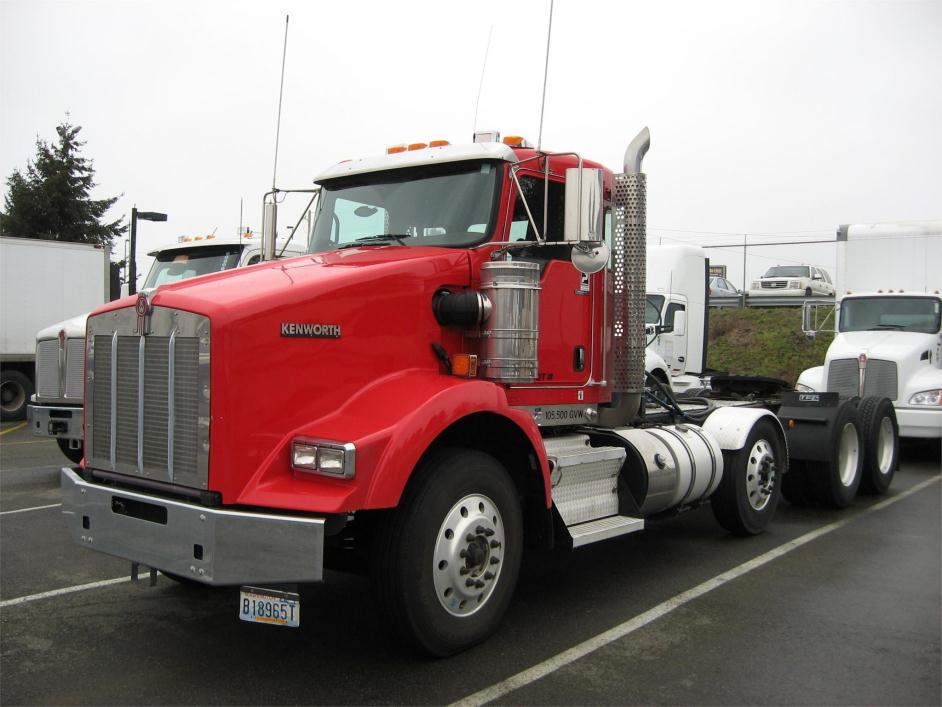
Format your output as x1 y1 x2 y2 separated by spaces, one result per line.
56 439 84 465
711 419 784 535
371 448 523 656
857 396 898 494
1 369 32 421
807 402 863 508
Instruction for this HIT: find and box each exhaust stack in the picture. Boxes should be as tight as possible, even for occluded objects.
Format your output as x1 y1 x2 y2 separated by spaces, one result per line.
599 128 650 427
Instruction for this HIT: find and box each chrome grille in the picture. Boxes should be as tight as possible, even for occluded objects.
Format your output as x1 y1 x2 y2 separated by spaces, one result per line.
761 281 787 289
65 339 85 398
826 358 898 401
86 306 210 489
36 340 59 398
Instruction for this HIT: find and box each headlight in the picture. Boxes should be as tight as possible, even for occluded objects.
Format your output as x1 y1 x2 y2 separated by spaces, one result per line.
751 281 761 289
795 383 815 393
788 280 801 289
291 438 356 478
908 389 942 406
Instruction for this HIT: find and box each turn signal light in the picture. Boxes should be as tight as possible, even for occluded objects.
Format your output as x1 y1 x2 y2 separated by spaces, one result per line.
451 353 478 378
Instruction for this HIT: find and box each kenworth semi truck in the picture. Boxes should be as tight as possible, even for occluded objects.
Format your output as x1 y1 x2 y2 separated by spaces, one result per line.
60 130 898 656
28 234 306 462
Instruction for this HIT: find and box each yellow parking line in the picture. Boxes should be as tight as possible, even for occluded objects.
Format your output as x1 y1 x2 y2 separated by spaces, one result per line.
0 422 28 437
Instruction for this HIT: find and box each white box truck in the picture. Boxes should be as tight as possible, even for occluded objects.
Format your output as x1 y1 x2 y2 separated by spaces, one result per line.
797 221 942 439
1 237 109 420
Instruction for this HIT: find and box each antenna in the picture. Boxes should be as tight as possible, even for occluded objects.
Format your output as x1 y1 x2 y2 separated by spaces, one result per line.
472 25 494 136
536 0 554 151
271 15 290 191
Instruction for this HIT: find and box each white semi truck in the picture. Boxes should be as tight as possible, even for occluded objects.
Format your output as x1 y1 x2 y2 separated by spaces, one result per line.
28 234 305 461
796 221 942 439
1 237 110 421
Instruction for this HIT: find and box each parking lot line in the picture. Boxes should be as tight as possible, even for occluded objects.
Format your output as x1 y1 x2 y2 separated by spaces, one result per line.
0 503 62 516
0 422 28 436
449 474 941 707
0 576 130 609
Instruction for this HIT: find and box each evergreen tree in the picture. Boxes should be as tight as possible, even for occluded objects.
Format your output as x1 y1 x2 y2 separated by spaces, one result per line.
1 119 126 249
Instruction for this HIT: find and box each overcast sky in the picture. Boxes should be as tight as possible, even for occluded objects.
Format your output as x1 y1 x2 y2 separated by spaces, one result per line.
2 0 940 286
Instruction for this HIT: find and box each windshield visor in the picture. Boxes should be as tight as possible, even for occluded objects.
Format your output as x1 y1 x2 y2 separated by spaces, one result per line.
839 296 942 334
143 246 243 288
308 160 502 253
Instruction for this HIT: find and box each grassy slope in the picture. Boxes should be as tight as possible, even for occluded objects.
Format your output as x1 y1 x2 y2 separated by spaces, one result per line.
706 307 834 386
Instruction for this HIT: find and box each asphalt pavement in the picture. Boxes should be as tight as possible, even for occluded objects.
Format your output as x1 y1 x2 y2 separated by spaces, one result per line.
1 420 939 706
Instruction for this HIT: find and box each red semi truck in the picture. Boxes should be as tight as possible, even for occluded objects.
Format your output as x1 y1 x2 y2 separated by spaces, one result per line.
61 130 898 655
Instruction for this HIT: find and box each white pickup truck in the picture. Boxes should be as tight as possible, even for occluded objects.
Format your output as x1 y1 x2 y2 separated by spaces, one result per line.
28 235 305 462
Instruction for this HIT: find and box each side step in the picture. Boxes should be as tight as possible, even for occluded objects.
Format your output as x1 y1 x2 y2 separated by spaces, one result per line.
568 515 644 548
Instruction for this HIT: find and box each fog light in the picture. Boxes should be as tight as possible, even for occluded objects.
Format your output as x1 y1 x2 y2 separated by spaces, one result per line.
291 438 356 479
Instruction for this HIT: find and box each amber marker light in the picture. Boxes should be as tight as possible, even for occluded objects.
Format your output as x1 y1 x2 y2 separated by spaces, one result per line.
787 419 796 430
451 354 478 378
502 135 525 147
429 139 450 147
407 142 428 151
387 145 407 154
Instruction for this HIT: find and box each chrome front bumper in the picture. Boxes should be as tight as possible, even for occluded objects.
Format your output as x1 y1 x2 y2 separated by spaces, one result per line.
28 403 83 440
61 468 325 585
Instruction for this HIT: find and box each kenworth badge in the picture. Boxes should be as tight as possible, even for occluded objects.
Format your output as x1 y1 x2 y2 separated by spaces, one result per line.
281 323 341 339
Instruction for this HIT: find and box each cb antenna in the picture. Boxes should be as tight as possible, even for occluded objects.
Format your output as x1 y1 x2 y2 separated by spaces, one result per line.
537 0 554 151
271 14 290 191
472 24 494 135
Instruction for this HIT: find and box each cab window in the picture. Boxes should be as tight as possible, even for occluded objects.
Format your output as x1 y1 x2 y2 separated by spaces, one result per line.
510 176 565 242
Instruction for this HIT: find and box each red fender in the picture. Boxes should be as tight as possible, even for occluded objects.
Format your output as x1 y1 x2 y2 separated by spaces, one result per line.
234 368 551 514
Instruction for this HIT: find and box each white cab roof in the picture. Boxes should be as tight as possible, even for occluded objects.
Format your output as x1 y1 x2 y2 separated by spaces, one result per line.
314 142 517 183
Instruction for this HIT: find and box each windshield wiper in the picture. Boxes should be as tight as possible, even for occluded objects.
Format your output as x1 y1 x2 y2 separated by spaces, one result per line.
338 234 415 248
868 324 905 330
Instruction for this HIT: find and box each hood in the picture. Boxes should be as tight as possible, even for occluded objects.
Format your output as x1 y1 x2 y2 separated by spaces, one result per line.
36 312 91 341
93 246 472 326
828 330 939 363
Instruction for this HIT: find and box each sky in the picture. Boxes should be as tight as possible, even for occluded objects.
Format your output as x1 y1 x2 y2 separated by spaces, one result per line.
1 0 940 287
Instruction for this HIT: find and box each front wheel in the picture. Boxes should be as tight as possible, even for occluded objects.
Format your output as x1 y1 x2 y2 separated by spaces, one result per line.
711 419 785 535
371 448 523 657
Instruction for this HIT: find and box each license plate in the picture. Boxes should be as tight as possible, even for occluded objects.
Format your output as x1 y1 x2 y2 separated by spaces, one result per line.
239 586 300 628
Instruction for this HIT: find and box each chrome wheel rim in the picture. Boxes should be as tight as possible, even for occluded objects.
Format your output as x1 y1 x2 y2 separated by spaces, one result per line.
745 438 777 511
838 423 860 486
876 416 895 475
433 493 504 617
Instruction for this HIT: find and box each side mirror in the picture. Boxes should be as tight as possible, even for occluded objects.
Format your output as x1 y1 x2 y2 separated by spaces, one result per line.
262 201 278 261
673 311 687 334
564 168 604 243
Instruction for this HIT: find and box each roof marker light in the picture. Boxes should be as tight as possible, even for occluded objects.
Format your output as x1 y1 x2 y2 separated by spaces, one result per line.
502 135 532 148
407 142 428 151
387 145 406 154
429 139 450 147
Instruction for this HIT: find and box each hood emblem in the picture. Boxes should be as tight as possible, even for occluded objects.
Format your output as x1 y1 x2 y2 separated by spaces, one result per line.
136 292 151 336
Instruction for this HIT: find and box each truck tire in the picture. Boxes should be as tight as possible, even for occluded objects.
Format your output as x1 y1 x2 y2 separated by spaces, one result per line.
371 448 523 657
807 402 863 508
56 439 84 465
711 418 784 535
1 369 32 421
857 396 898 495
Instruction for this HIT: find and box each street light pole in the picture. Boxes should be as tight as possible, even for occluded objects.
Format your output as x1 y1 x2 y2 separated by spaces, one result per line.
128 207 168 295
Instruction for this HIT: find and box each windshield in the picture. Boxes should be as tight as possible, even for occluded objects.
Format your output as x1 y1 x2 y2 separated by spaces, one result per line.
840 296 942 334
763 266 810 278
143 246 243 288
646 295 665 324
308 160 502 253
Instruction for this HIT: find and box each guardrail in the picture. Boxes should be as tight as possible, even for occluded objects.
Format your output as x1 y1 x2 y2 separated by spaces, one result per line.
709 294 836 309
